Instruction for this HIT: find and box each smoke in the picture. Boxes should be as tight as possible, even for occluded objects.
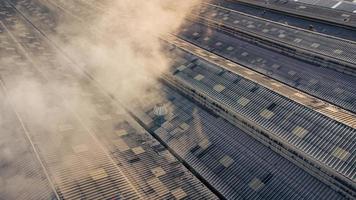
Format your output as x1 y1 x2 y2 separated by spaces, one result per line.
54 0 205 105
0 0 207 198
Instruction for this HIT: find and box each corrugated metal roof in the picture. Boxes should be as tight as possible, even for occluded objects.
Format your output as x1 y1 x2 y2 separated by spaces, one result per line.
134 85 346 200
0 1 219 198
168 48 356 189
196 3 356 66
179 22 356 114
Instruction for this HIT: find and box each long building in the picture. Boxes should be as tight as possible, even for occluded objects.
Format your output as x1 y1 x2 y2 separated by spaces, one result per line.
0 0 218 199
130 82 348 200
160 39 356 198
191 3 356 75
225 0 356 29
178 22 356 114
0 0 355 199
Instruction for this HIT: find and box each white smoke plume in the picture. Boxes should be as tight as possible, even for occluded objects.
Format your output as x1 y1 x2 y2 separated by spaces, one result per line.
0 0 207 198
53 0 205 104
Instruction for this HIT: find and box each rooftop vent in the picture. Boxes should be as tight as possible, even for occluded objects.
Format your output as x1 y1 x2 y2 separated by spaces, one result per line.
154 103 168 125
